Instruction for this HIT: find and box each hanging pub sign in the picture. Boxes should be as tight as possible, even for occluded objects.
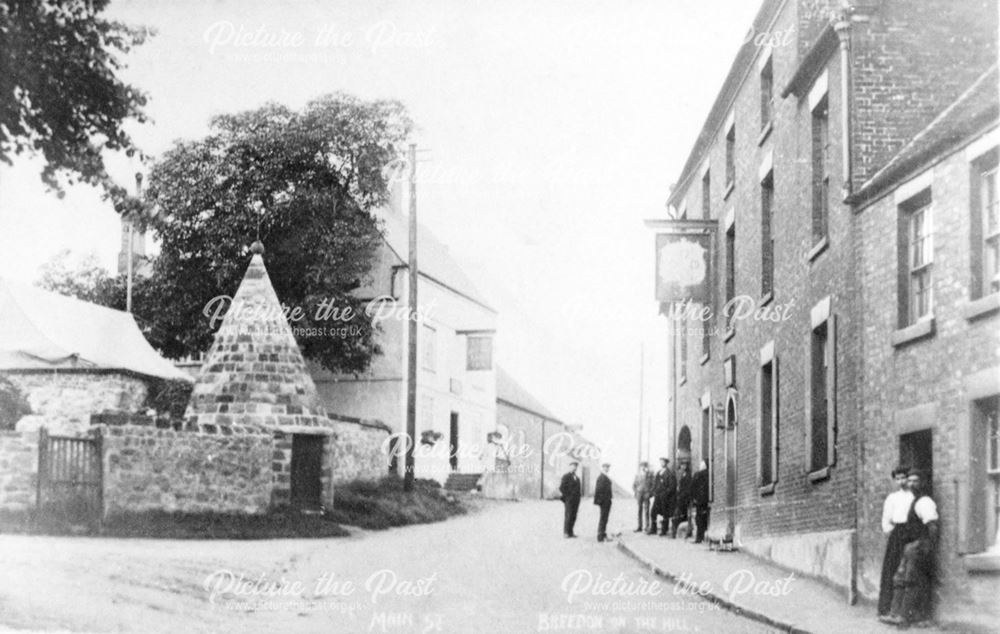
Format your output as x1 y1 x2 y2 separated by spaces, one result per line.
645 219 716 307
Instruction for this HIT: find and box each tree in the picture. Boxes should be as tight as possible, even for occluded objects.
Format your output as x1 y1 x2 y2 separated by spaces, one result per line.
36 249 124 306
0 0 150 201
134 93 412 374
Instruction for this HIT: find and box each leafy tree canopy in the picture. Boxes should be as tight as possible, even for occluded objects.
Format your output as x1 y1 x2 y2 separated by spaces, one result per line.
134 93 413 374
37 249 123 306
0 0 151 202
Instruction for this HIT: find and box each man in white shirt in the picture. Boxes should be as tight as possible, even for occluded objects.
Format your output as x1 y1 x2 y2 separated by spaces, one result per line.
886 468 940 628
878 466 913 618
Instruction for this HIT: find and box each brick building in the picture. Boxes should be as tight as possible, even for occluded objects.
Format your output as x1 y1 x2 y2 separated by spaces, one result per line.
851 66 999 624
650 0 998 618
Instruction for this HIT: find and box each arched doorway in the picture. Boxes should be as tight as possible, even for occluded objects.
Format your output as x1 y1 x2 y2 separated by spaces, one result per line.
677 425 692 468
724 390 738 540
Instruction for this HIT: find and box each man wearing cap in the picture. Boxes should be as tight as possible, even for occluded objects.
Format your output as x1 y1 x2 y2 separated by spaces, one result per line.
632 461 654 532
559 461 582 538
649 457 674 536
877 465 913 619
594 463 613 542
884 468 939 628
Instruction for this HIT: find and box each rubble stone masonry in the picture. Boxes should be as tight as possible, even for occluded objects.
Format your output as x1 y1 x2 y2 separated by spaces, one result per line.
0 431 38 511
101 424 273 515
328 417 391 485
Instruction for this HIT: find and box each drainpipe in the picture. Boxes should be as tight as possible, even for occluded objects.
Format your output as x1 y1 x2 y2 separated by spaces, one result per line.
834 17 853 197
834 12 859 605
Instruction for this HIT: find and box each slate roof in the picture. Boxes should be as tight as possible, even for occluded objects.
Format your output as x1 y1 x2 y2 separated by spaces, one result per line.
496 365 564 424
379 208 495 312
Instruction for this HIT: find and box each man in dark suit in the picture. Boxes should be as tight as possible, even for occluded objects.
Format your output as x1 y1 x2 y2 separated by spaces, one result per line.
672 462 692 538
691 460 711 543
594 463 613 542
559 461 582 538
648 457 671 535
661 459 678 537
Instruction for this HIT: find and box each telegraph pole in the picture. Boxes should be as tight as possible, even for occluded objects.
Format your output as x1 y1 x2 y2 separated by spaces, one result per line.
126 172 142 313
404 143 418 493
638 343 644 464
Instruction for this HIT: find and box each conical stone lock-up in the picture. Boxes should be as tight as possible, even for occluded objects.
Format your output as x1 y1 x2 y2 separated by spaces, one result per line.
184 245 332 434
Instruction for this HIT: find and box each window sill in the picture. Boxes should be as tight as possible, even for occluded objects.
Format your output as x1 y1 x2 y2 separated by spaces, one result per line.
891 317 935 348
724 327 736 343
964 552 1000 573
808 467 830 483
807 236 829 263
759 291 774 308
758 122 773 146
962 293 1000 322
723 181 735 201
759 483 776 496
700 352 710 366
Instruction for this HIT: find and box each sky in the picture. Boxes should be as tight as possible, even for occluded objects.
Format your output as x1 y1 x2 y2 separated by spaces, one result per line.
0 0 762 484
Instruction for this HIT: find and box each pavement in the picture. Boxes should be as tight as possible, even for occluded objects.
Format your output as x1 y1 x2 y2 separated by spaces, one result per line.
617 529 962 634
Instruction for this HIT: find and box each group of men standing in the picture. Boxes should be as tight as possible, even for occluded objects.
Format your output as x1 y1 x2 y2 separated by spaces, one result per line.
632 458 710 541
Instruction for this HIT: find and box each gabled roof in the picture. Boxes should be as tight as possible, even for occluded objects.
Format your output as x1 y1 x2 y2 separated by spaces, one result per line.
378 208 496 312
0 278 191 382
496 365 563 424
850 65 1000 207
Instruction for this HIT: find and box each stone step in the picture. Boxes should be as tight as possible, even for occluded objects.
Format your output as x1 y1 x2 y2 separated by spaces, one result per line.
444 472 483 492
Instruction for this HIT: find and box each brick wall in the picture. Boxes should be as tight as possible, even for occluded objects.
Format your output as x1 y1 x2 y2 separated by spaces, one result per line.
329 418 391 484
102 424 273 515
857 136 1000 622
0 431 38 511
849 0 998 188
671 0 858 551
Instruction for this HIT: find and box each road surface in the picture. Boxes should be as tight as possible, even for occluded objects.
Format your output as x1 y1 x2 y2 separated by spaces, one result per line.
0 499 775 633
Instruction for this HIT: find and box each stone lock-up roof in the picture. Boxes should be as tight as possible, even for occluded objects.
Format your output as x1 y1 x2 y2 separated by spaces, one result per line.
183 243 332 434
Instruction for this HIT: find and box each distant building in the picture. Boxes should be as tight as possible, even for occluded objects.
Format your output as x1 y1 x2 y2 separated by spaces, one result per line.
117 215 151 278
650 0 997 622
313 192 498 485
484 366 607 500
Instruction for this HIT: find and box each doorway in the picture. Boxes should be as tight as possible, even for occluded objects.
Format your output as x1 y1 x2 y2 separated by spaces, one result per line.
899 428 933 494
725 393 738 539
290 434 324 509
449 412 459 472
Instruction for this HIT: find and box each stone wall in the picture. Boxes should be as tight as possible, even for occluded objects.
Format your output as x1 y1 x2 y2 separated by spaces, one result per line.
7 371 149 436
0 431 38 511
101 424 273 515
329 417 391 484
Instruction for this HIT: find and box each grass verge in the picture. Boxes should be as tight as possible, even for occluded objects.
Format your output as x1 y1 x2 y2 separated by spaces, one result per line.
0 476 469 538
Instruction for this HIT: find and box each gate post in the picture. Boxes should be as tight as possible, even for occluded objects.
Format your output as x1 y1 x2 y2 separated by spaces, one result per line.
35 427 47 517
93 426 104 528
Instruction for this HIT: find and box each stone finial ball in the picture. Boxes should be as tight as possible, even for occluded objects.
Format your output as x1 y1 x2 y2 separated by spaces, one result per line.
250 240 265 255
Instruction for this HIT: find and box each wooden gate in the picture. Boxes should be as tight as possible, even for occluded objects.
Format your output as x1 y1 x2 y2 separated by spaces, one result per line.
36 429 103 528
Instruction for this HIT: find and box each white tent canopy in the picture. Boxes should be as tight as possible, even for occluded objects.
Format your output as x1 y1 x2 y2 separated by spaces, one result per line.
0 277 192 382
